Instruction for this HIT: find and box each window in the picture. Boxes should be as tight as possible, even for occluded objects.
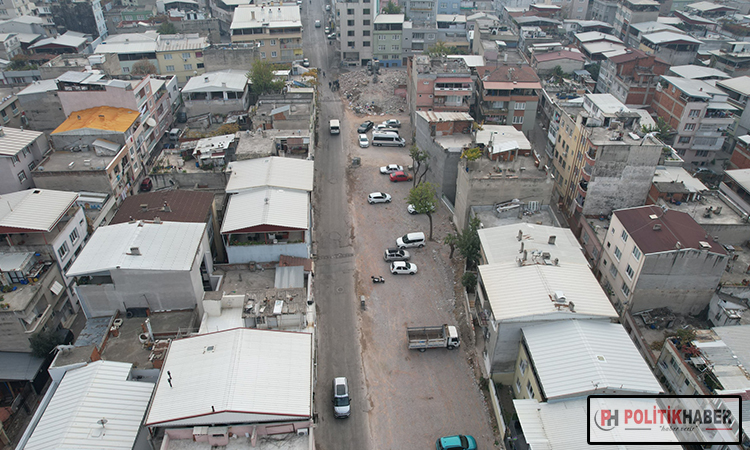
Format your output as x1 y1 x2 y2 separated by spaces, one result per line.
378 35 386 40
164 53 173 60
516 379 522 393
684 123 695 131
184 64 192 70
520 359 528 375
609 263 617 277
363 19 370 25
363 30 370 36
165 65 175 71
348 20 355 25
688 109 700 118
632 247 641 260
363 8 370 13
347 8 354 14
393 35 399 40
197 63 204 68
70 228 79 244
260 52 266 58
621 282 630 297
514 102 526 110
17 170 26 183
195 51 202 57
363 41 370 46
378 45 386 50
271 51 277 57
621 230 628 242
512 115 524 124
392 45 399 50
270 39 276 45
614 246 622 260
678 136 690 144
526 380 534 398
348 41 355 48
626 264 634 279
348 30 355 36
695 150 709 157
58 242 69 258
259 40 264 46
28 161 35 171
611 227 615 235
440 2 447 7
10 154 18 164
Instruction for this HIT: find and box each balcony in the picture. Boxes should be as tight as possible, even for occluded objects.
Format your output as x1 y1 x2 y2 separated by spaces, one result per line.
574 195 585 212
577 180 588 198
434 85 472 94
580 163 593 181
585 147 597 164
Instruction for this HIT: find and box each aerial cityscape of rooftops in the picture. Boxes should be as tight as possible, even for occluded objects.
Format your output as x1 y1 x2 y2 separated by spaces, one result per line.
0 0 750 447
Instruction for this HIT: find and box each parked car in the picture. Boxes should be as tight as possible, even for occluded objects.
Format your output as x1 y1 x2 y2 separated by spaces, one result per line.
380 164 403 174
357 120 374 133
389 171 413 182
140 177 153 192
396 231 425 249
367 192 391 204
436 435 477 450
407 203 435 214
302 58 310 67
325 4 331 10
359 134 370 148
315 20 321 27
324 26 330 33
384 248 410 261
332 377 350 418
375 123 400 134
390 261 418 275
383 119 401 128
327 33 337 40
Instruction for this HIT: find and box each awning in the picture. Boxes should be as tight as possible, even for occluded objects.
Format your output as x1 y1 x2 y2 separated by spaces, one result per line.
491 140 520 154
434 78 472 83
484 81 541 90
707 102 738 111
0 352 45 382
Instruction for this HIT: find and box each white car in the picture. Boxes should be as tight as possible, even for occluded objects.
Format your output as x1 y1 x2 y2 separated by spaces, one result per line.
367 192 391 204
380 164 403 174
359 134 369 148
390 261 418 275
407 203 436 214
325 26 331 33
315 20 321 27
302 58 310 67
325 4 331 10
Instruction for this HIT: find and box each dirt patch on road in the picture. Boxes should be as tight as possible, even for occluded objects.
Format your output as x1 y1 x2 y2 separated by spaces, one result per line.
339 69 407 115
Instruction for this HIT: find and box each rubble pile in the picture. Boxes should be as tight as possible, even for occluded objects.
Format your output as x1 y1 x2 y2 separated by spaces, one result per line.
338 69 407 115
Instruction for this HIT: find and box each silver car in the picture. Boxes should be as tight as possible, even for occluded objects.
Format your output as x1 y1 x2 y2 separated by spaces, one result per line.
379 164 403 174
384 248 410 261
367 192 391 204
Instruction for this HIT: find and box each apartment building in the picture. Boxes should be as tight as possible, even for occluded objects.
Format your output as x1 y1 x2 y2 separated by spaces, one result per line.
595 49 669 108
407 55 473 119
474 64 540 135
0 0 35 19
587 0 618 25
337 0 374 66
155 33 209 83
373 14 404 67
94 33 158 75
638 31 701 66
716 76 750 161
710 41 750 77
47 0 107 38
0 32 19 59
599 205 727 315
0 127 50 194
405 0 436 26
652 75 736 165
435 14 468 52
230 5 303 64
613 0 659 41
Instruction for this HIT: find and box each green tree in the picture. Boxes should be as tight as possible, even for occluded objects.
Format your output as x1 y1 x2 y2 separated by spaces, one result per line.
461 146 482 161
457 216 482 270
642 116 673 143
407 182 439 240
409 144 429 187
7 55 37 71
247 60 286 95
157 21 178 34
29 329 64 358
131 59 158 75
443 233 459 259
584 62 600 81
462 271 477 292
383 1 402 14
551 65 565 82
427 41 450 57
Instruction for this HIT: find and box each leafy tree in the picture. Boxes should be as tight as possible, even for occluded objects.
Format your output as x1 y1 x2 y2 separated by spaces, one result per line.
407 182 439 240
7 55 37 71
247 60 286 95
551 65 565 82
462 271 477 292
427 41 450 57
383 1 402 14
642 116 672 143
409 145 429 187
457 216 482 270
131 59 158 75
30 329 64 358
157 21 178 34
584 62 600 81
443 233 458 259
461 146 482 161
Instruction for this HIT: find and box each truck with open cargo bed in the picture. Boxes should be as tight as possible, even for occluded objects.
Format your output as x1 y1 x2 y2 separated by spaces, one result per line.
407 325 460 351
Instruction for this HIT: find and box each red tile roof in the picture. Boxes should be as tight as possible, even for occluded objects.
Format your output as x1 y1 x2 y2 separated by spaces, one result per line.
533 50 586 63
614 205 726 255
477 64 541 83
111 190 215 224
279 254 313 272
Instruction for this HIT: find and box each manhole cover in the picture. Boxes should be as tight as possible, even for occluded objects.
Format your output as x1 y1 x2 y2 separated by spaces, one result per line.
336 287 344 293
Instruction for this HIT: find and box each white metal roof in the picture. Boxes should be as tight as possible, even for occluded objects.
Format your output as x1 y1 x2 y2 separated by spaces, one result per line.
94 34 157 54
717 76 750 96
0 126 44 157
0 189 78 232
447 55 485 67
29 34 86 49
725 168 750 192
66 221 205 276
522 321 662 399
661 75 724 98
630 21 680 34
711 325 750 384
181 69 248 93
225 156 314 193
221 188 309 234
231 4 301 30
155 33 208 52
642 31 701 45
669 64 731 80
478 223 587 265
581 41 627 55
436 14 466 23
575 31 622 44
144 328 312 427
585 93 628 115
375 14 405 23
652 166 708 193
17 79 58 95
513 398 680 448
475 125 531 152
24 361 154 450
687 1 733 12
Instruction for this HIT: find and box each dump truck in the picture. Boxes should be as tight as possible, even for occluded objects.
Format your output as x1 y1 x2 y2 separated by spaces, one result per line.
407 325 460 352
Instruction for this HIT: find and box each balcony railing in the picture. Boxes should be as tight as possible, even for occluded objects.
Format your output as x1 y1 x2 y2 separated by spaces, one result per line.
435 86 472 93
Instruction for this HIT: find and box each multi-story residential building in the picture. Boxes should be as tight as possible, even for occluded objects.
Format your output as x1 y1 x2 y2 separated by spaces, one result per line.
407 55 473 120
0 0 35 19
231 5 302 64
435 14 468 52
613 0 659 41
550 94 662 222
155 33 208 84
587 0 618 25
652 75 736 165
728 135 750 170
373 14 404 67
0 32 19 59
638 31 701 66
33 106 148 202
0 127 50 194
595 49 669 108
405 0 436 26
599 205 727 315
716 76 750 160
94 33 158 75
623 20 680 48
182 69 250 118
337 0 374 66
474 64 541 135
0 90 24 128
710 42 750 77
48 0 107 38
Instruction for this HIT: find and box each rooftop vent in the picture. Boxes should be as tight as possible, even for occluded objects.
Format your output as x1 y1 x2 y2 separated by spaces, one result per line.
649 214 658 220
553 291 566 303
140 203 148 211
517 229 523 241
548 235 556 245
653 223 662 231
128 247 141 255
699 241 711 249
675 241 682 249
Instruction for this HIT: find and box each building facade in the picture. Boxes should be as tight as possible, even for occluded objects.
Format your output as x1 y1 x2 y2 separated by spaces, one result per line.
373 14 404 67
230 4 302 64
337 0 374 66
474 64 540 135
407 55 473 120
596 49 669 108
0 127 50 195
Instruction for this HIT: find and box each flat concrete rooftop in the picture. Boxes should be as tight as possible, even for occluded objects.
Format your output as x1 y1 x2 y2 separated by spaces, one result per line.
658 193 747 226
38 149 118 172
162 433 309 450
473 205 558 228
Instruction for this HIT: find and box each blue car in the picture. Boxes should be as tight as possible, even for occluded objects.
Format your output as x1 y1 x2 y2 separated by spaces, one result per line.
436 435 477 450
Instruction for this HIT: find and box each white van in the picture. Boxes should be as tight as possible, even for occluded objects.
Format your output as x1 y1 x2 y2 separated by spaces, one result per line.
330 119 340 135
372 132 406 147
397 232 426 249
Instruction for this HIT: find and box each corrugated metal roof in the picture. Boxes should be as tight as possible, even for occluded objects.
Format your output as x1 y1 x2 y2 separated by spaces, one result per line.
144 328 312 426
25 361 154 450
478 223 587 265
275 265 304 288
0 126 44 157
94 39 156 55
17 79 57 95
513 398 680 448
225 157 314 193
375 14 405 23
522 321 662 399
415 111 473 123
0 351 44 381
575 31 622 43
0 252 32 272
709 326 750 385
52 106 139 134
231 4 301 29
642 31 701 45
66 221 206 276
221 188 309 234
29 34 86 49
0 189 78 232
181 69 248 93
155 34 208 52
718 76 750 96
670 64 730 80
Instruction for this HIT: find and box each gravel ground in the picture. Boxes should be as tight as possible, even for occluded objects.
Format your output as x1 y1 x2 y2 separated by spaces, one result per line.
343 109 501 449
338 68 407 115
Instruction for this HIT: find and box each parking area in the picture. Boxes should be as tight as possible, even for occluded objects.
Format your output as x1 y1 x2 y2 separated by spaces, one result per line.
344 111 499 449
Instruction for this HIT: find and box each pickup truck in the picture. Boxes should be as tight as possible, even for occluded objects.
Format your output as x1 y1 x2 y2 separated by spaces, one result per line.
407 325 460 352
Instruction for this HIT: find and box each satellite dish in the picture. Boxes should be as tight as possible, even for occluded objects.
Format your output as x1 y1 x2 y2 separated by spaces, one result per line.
146 117 157 127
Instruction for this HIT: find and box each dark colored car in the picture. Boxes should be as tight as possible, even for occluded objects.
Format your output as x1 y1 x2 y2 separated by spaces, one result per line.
357 121 374 133
389 171 413 182
140 177 153 192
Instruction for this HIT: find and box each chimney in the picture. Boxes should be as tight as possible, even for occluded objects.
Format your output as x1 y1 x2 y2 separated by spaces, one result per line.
548 235 556 245
140 203 148 211
129 247 141 255
251 10 256 20
163 201 171 212
653 224 662 231
517 230 523 241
